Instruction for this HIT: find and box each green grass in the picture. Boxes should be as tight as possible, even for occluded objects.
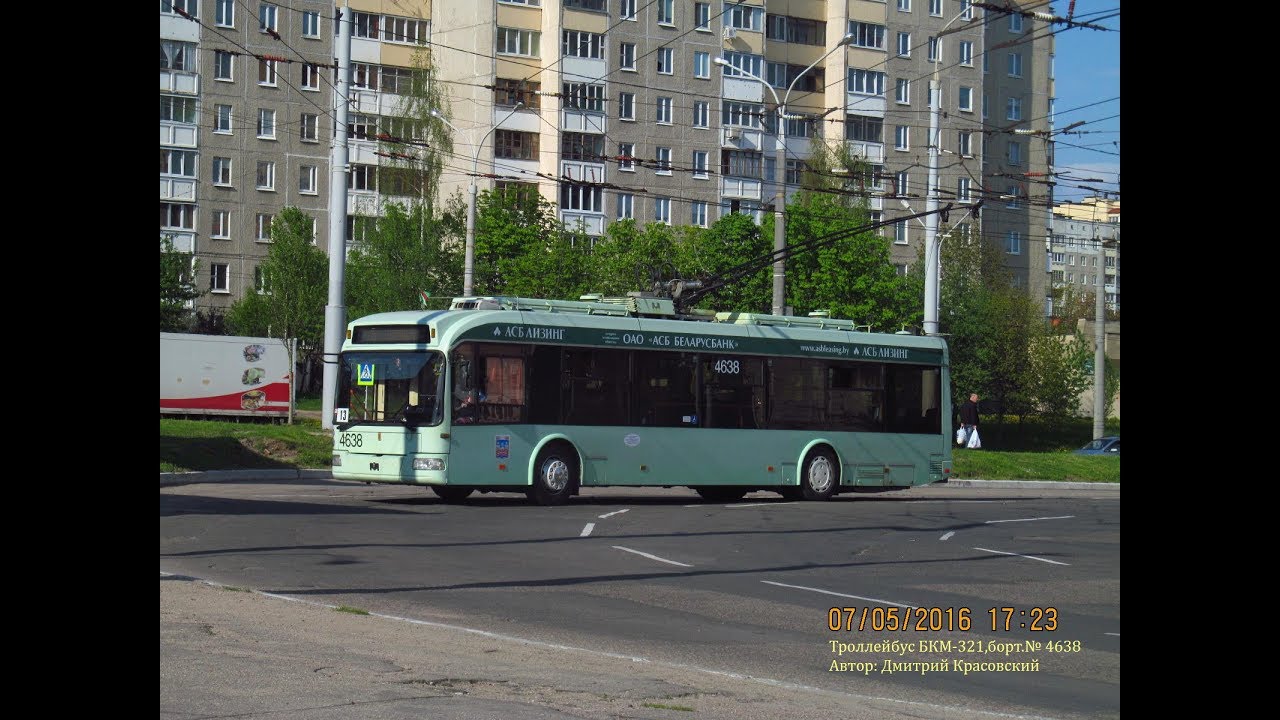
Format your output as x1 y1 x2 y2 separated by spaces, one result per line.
295 394 322 412
160 417 333 472
951 449 1118 482
335 605 370 615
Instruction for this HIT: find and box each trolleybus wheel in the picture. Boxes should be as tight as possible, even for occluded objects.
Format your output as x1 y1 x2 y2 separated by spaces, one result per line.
801 448 838 501
529 443 577 506
431 486 474 503
695 486 749 502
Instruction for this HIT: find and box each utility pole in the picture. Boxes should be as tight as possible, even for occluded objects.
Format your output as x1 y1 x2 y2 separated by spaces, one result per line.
321 2 351 431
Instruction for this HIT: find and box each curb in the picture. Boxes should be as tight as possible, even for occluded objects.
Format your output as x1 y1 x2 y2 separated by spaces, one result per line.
160 469 334 488
160 472 1115 491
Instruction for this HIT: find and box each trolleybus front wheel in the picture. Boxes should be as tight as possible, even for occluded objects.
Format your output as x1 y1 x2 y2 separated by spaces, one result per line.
801 448 838 501
529 443 577 506
431 486 474 503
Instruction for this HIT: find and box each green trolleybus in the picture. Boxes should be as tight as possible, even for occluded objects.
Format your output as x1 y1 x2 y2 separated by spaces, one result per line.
331 296 954 504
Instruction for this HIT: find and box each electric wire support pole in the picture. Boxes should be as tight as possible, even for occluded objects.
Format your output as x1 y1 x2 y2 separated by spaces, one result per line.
321 2 352 431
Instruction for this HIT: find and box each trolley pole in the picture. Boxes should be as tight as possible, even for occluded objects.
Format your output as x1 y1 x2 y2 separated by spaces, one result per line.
321 2 351 431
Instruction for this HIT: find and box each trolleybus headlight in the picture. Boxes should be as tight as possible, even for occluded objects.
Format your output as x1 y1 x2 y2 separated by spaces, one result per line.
413 458 445 471
332 454 342 466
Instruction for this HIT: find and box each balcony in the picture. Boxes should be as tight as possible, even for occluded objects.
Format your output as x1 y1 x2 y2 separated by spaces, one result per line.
721 176 762 200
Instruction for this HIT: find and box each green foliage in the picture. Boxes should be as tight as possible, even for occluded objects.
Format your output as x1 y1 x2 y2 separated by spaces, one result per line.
1028 332 1094 423
374 50 453 218
160 235 202 332
472 186 565 295
677 212 770 312
503 223 594 298
591 218 682 295
1102 356 1120 420
345 201 462 318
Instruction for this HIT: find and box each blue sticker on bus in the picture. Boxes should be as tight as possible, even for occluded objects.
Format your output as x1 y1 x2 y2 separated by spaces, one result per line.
495 435 510 459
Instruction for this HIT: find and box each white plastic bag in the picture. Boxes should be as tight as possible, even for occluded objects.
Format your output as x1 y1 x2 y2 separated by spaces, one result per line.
956 427 968 445
966 427 982 449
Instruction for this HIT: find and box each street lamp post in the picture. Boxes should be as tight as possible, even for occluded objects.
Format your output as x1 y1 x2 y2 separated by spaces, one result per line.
715 32 853 316
430 102 524 297
1092 238 1117 439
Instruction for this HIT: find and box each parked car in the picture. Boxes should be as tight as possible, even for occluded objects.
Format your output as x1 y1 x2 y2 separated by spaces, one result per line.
1074 436 1120 455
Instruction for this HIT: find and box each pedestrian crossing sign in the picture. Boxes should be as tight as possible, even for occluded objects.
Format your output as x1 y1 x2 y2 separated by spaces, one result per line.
357 363 375 386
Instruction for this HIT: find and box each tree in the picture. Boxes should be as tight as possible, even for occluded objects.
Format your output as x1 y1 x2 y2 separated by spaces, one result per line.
591 218 683 296
227 208 328 422
1027 331 1093 424
676 212 770 312
345 201 462 319
471 186 565 295
160 235 202 332
374 48 454 220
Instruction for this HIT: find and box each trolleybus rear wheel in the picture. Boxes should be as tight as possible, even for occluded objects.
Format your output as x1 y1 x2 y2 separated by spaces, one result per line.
529 443 577 506
801 448 838 501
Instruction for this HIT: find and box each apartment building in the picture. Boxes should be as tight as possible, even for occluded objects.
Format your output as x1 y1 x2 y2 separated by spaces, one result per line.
1049 198 1120 314
162 1 1053 313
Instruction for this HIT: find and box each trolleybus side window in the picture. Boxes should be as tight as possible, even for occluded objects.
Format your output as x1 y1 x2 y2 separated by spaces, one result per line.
767 357 827 429
563 348 630 426
886 365 942 434
700 355 765 429
481 355 526 423
828 361 884 431
634 352 698 426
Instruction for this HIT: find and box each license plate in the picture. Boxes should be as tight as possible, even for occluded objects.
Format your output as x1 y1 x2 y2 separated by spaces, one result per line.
337 432 364 449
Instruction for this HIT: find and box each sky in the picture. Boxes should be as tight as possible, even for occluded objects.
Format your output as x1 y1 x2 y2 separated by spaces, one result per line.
1043 1 1120 203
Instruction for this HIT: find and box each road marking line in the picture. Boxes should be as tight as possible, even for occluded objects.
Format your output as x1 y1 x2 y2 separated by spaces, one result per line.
761 581 916 608
580 523 595 537
940 531 955 541
598 509 629 519
160 572 1064 720
974 547 1070 566
612 546 692 567
984 515 1075 524
1105 632 1119 636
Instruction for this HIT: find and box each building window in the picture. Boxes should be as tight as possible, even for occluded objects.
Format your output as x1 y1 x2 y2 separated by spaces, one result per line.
694 51 710 78
214 50 233 81
898 0 911 11
160 95 196 123
957 177 970 201
254 266 272 294
723 150 763 179
1007 141 1021 165
618 143 635 171
691 201 708 227
848 21 885 49
259 3 277 33
561 132 604 162
693 150 708 178
496 130 538 160
657 47 674 74
1006 185 1022 208
620 42 636 70
160 202 196 230
215 104 233 133
983 93 989 119
256 213 273 241
656 97 672 124
958 86 973 112
300 113 318 141
895 125 909 150
498 27 540 57
256 161 275 191
1010 13 1023 32
929 0 942 16
894 220 908 244
655 147 672 175
619 92 635 120
301 63 320 90
560 183 603 213
958 130 972 156
384 16 428 44
897 31 911 57
655 197 671 224
723 101 765 129
1007 97 1022 120
620 0 636 21
895 78 910 104
959 41 973 66
1066 272 1074 282
211 210 230 238
215 0 233 27
1006 231 1022 255
212 157 232 185
160 40 196 71
349 164 377 191
720 51 763 79
300 165 318 194
695 3 710 29
257 109 276 139
302 10 319 37
693 100 709 128
210 264 229 293
784 159 805 185
617 193 634 219
351 62 378 90
845 114 883 143
563 82 606 112
494 79 541 108
563 30 604 59
657 0 674 24
848 69 885 96
725 4 762 30
895 171 908 197
927 36 939 62
1008 52 1023 77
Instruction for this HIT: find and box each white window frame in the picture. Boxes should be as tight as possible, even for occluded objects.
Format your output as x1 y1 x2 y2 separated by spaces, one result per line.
693 150 708 178
256 161 276 191
300 165 318 195
161 202 197 230
958 130 972 157
895 170 908 197
657 47 674 75
1007 141 1021 165
656 97 673 124
1007 97 1022 121
302 10 319 38
215 0 233 27
259 3 278 33
257 109 276 139
301 63 320 91
654 197 671 225
619 92 635 120
213 156 232 186
1006 231 1022 255
848 21 885 50
210 263 230 294
957 177 970 202
215 105 233 134
694 51 710 79
895 125 909 150
655 147 672 175
691 201 708 227
563 30 604 60
895 78 910 105
960 0 973 20
1008 52 1023 77
617 192 634 219
300 113 318 142
657 0 674 25
214 50 233 81
894 219 908 244
929 0 942 16
927 36 939 62
694 3 710 30
258 59 278 87
958 86 973 112
959 41 973 66
210 209 230 239
1010 13 1023 32
618 143 635 172
256 213 273 241
897 0 911 12
692 100 709 128
897 31 911 57
497 27 541 57
620 0 637 20
849 69 885 96
620 42 636 71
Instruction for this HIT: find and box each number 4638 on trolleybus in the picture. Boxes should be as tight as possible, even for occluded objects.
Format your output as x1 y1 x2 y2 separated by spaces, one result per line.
331 295 953 505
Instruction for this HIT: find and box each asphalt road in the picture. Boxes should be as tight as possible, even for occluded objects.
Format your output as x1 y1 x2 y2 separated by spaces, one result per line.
160 481 1119 719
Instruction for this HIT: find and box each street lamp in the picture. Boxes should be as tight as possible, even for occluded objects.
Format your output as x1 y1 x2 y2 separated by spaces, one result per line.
430 102 524 297
1092 237 1118 440
715 31 854 316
